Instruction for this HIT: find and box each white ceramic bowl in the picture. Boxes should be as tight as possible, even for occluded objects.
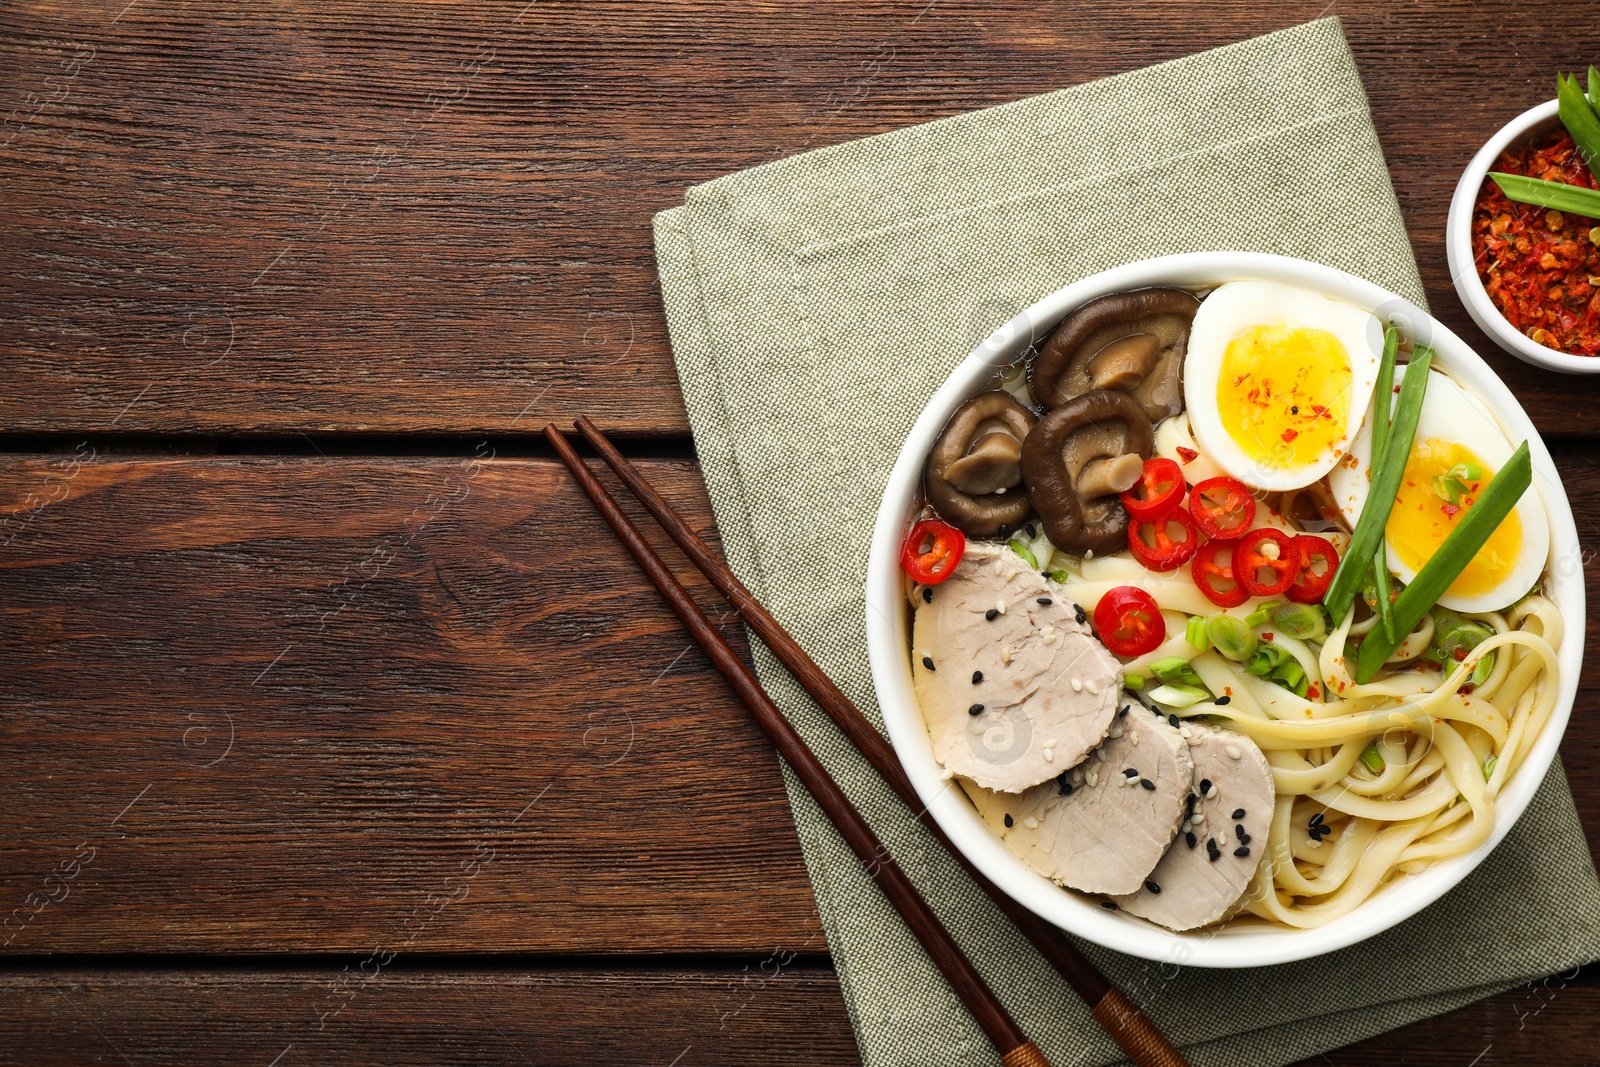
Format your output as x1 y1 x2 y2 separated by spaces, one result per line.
1445 99 1600 374
865 251 1584 968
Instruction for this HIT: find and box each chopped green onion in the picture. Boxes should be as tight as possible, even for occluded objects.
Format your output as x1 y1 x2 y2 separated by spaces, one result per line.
1009 540 1038 569
1145 683 1210 709
1150 656 1192 681
1245 601 1281 628
1432 473 1471 505
1355 442 1533 682
1271 660 1306 691
1245 642 1290 677
1185 615 1211 652
1483 754 1498 782
1270 602 1327 642
1360 741 1385 774
1368 326 1400 644
1558 71 1600 172
1124 673 1145 690
1488 172 1600 221
1449 461 1483 482
1206 614 1257 662
1326 347 1432 623
1047 569 1073 584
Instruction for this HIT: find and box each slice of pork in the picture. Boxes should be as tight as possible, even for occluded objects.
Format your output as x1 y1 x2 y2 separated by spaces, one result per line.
913 541 1120 793
1111 720 1273 931
964 706 1192 895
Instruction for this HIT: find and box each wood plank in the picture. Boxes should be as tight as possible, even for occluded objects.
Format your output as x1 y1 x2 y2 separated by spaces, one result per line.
0 455 825 952
3 1 1600 436
0 967 860 1065
1 448 1598 956
0 966 1592 1065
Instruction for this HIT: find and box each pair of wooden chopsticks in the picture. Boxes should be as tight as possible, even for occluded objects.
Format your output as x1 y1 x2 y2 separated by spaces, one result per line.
548 417 1189 1067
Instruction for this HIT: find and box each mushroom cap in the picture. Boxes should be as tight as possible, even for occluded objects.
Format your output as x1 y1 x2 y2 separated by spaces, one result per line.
1021 389 1155 556
925 391 1037 537
1030 288 1201 422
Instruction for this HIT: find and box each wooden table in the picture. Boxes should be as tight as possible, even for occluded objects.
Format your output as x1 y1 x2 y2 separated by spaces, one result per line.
2 2 1596 1062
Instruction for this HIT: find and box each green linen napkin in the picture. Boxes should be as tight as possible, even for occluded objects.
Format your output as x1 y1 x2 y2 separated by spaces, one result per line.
652 18 1600 1067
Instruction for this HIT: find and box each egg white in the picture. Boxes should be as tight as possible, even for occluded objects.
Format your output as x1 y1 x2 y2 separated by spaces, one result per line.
1183 281 1384 492
1327 364 1550 613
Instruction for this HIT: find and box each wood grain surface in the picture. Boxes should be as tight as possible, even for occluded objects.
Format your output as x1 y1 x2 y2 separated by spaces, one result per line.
0 456 823 952
3 0 1600 435
4 1 1600 1064
0 966 1591 1066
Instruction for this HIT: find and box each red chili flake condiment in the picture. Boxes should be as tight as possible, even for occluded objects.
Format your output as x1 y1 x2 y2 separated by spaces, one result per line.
1473 129 1600 357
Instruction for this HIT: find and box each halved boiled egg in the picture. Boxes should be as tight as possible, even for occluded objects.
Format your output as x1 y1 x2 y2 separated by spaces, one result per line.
1328 364 1549 613
1184 281 1383 491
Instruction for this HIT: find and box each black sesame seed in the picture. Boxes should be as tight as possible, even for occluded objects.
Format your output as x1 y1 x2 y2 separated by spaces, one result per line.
1144 879 1161 894
1215 695 1231 705
1232 808 1246 820
1236 823 1245 836
1003 813 1013 828
998 524 1010 537
1309 811 1325 827
1185 831 1198 849
1100 900 1118 911
1059 781 1074 796
1233 846 1251 858
972 670 983 685
1208 847 1221 864
922 656 935 671
1037 597 1053 606
1123 768 1139 778
1291 405 1299 415
1025 523 1037 538
921 587 933 603
1185 792 1198 812
1074 604 1087 624
1238 832 1251 845
985 608 1000 621
1118 705 1129 718
1200 778 1213 793
1168 714 1179 727
1141 778 1156 791
969 704 985 717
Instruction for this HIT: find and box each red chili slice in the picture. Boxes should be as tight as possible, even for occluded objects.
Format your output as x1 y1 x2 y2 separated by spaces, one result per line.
1191 538 1248 607
1188 476 1257 540
900 519 965 585
1127 505 1199 572
1118 457 1186 522
1232 527 1299 598
1286 534 1340 605
1092 585 1165 658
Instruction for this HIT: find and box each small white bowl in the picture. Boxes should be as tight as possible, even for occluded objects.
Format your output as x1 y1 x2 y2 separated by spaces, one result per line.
865 251 1584 968
1445 99 1600 374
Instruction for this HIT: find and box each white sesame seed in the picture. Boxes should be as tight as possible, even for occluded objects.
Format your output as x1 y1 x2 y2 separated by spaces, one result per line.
1108 726 1123 739
1047 738 1057 747
939 767 954 781
996 599 1006 614
1085 680 1100 695
1001 647 1014 665
1044 748 1054 762
1191 811 1205 824
1181 820 1191 832
1085 549 1095 559
1023 816 1039 829
1086 769 1099 787
1130 732 1141 746
1070 678 1083 693
1306 836 1322 848
1225 744 1242 760
1042 632 1058 645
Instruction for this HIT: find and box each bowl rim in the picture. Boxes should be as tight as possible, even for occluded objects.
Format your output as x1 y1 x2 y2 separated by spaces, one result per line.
1444 98 1600 374
864 250 1585 968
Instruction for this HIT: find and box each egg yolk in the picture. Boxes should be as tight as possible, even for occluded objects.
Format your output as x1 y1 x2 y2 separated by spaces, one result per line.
1388 439 1522 598
1216 324 1351 470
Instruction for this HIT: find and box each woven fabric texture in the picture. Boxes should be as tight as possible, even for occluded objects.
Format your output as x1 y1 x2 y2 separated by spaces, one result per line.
650 18 1600 1067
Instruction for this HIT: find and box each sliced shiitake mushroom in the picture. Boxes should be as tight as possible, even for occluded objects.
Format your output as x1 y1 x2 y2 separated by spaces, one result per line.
1021 389 1155 556
1030 288 1201 422
924 391 1037 537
